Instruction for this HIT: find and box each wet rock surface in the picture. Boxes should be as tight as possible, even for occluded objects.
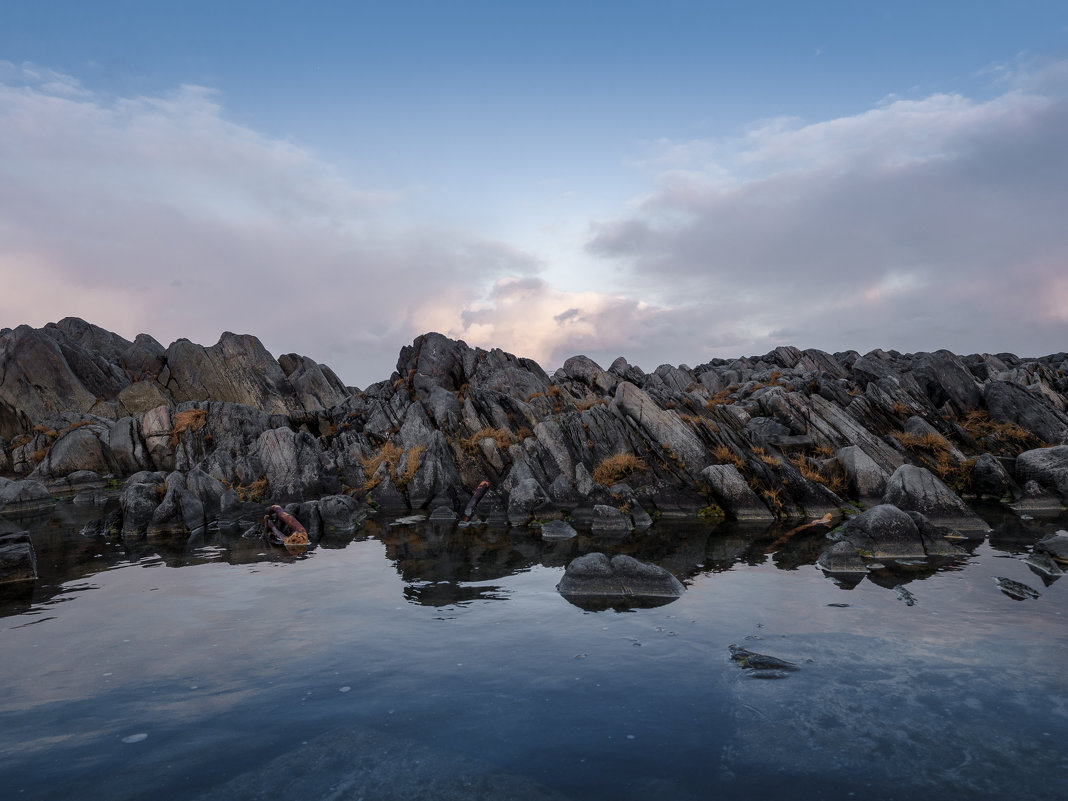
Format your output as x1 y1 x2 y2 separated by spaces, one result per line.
557 552 684 609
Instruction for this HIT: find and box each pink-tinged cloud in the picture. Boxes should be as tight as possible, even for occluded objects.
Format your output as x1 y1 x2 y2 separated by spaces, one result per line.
587 60 1068 360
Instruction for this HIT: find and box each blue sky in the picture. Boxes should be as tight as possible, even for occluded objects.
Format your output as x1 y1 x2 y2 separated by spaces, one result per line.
2 1 1067 386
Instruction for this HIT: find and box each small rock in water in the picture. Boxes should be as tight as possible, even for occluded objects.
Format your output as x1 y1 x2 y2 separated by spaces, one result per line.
728 644 799 672
390 515 427 526
826 603 850 608
339 686 352 693
994 576 1040 601
894 585 917 606
121 733 148 744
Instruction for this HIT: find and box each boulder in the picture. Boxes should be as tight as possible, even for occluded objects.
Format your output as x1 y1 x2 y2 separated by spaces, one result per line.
1034 530 1068 564
559 355 618 395
700 465 774 522
32 427 111 478
118 471 166 539
556 552 684 608
540 520 577 540
1015 446 1068 501
590 504 631 534
970 454 1017 500
817 541 868 574
105 416 151 474
118 381 172 417
317 494 367 533
835 504 951 559
882 464 990 532
0 532 37 584
0 479 53 512
836 445 889 500
256 427 334 502
141 404 175 471
984 381 1068 444
507 477 549 526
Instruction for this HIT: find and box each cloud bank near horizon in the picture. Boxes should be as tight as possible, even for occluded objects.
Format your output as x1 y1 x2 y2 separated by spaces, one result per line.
1 59 1066 387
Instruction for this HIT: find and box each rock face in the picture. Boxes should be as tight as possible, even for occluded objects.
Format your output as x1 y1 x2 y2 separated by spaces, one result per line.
557 553 684 608
882 465 990 533
3 319 1068 537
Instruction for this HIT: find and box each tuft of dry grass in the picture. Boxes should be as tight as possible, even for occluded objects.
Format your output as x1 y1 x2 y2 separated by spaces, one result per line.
751 446 781 468
575 397 606 411
713 444 745 470
396 445 425 489
592 452 648 485
461 427 515 454
961 410 1040 455
234 477 269 503
706 388 734 408
170 408 208 446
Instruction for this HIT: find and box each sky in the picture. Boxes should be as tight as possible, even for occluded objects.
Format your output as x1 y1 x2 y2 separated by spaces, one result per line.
1 1 1067 388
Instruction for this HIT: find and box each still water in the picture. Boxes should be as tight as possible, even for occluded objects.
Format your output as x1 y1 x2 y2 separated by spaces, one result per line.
1 501 1066 801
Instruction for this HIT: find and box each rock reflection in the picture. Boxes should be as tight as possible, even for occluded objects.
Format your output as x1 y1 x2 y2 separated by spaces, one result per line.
6 499 1068 619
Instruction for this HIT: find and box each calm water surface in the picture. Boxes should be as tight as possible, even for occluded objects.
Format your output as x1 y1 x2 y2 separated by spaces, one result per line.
1 501 1066 800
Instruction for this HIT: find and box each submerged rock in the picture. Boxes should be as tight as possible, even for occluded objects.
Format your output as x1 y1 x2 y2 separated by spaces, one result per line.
817 541 869 574
728 644 799 674
993 576 1040 600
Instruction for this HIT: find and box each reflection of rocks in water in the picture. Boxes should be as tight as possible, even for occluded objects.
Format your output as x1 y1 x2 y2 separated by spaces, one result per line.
557 552 684 611
403 580 509 606
191 725 570 801
380 521 544 585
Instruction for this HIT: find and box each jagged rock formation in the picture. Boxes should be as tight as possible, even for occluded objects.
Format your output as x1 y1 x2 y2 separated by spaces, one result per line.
2 319 1068 544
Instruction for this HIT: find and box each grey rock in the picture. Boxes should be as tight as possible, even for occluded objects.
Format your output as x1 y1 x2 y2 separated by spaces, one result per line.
0 479 53 512
590 504 632 533
882 464 990 532
971 454 1017 499
118 472 166 539
613 381 707 473
507 477 549 526
559 354 618 395
557 552 684 603
836 504 928 559
255 427 332 503
0 532 37 584
105 416 151 474
1033 530 1068 563
317 494 367 532
540 519 578 540
428 505 457 522
728 644 799 672
984 381 1068 444
1015 446 1068 501
993 576 1040 600
700 464 774 522
117 381 172 417
817 541 869 573
33 427 111 478
836 445 889 500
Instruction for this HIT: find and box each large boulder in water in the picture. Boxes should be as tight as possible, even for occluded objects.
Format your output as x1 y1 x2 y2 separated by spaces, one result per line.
834 504 958 560
556 552 684 609
882 464 989 533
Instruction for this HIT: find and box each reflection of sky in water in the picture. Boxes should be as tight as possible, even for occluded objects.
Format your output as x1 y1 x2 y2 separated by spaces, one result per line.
0 505 1066 800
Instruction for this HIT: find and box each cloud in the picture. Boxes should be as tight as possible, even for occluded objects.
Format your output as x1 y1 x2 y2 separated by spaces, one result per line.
588 62 1068 359
0 65 542 386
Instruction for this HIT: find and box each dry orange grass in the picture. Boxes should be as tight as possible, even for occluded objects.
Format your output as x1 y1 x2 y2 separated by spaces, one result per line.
170 408 208 445
713 444 745 470
592 452 648 485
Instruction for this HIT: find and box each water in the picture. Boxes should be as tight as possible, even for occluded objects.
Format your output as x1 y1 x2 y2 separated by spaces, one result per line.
1 502 1066 800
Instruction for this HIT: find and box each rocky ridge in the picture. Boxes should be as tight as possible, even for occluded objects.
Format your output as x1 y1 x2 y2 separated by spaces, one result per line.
2 319 1068 558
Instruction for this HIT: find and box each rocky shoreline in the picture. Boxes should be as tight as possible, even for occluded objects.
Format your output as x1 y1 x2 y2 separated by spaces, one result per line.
2 318 1068 584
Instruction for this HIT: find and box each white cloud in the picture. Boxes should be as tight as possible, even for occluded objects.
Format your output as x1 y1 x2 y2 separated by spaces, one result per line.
587 62 1068 359
0 69 547 386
